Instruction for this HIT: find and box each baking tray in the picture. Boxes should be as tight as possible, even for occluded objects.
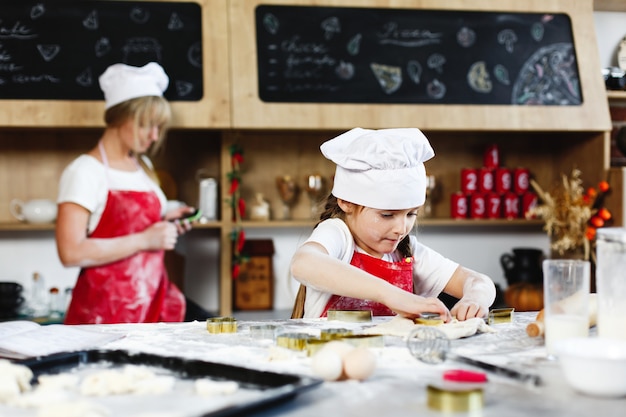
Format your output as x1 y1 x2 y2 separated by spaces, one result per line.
16 349 323 417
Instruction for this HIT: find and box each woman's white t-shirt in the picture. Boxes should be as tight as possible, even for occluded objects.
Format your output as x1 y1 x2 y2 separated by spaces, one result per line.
57 155 167 234
299 218 459 318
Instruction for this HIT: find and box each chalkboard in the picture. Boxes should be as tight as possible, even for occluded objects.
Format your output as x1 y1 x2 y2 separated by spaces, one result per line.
0 1 202 101
255 5 582 105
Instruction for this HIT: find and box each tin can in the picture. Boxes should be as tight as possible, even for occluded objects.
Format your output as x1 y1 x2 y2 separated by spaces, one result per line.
503 192 520 219
478 168 494 193
513 168 530 194
470 194 486 219
495 168 512 193
521 192 538 218
450 192 468 219
483 144 500 169
486 193 502 219
198 177 218 221
460 168 478 195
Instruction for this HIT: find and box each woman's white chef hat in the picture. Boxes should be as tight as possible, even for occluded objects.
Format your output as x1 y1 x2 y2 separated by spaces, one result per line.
99 62 169 109
321 127 435 210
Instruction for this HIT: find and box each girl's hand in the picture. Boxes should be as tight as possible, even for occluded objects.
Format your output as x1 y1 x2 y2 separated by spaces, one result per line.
390 292 452 323
451 299 489 321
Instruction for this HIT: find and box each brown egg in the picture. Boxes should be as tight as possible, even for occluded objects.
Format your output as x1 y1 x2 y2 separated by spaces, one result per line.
343 346 377 381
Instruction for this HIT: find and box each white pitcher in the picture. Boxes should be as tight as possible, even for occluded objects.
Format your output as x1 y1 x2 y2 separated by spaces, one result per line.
9 199 57 223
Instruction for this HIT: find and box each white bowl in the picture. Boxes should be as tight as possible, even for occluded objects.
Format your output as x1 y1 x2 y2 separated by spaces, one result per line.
554 337 626 397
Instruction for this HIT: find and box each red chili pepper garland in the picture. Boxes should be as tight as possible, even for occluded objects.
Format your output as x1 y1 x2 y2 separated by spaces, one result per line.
228 144 248 279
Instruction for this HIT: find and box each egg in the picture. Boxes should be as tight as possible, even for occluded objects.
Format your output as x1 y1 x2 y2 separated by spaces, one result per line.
311 349 343 381
343 347 377 381
322 340 354 359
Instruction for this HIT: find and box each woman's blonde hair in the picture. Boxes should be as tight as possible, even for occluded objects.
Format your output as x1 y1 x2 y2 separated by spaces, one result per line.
104 95 171 183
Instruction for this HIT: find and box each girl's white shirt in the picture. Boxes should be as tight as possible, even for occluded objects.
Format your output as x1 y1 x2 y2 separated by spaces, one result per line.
300 218 458 318
57 154 167 234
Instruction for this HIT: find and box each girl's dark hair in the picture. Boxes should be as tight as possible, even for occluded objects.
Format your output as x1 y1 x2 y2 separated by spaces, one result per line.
316 194 413 258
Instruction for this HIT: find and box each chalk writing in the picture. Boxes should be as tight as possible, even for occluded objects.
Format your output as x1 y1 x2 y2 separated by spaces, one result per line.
0 1 202 101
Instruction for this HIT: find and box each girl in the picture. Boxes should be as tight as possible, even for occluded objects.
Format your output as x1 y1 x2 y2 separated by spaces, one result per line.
56 63 194 324
290 127 496 320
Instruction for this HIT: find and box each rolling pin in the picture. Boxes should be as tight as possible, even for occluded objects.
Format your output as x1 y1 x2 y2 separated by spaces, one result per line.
526 293 597 337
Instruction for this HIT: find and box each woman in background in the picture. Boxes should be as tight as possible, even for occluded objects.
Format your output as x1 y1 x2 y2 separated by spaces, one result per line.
56 62 194 324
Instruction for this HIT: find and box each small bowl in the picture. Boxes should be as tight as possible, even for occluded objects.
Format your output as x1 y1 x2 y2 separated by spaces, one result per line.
554 337 626 398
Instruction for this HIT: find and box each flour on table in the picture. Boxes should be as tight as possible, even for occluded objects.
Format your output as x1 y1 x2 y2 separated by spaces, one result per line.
37 400 109 417
80 365 175 396
194 379 239 397
0 359 33 403
362 316 496 339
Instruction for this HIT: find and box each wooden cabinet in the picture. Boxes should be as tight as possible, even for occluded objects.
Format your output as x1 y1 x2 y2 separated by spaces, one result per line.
0 0 617 316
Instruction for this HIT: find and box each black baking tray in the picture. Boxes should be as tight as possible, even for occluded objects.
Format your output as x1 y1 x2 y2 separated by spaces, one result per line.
17 349 323 417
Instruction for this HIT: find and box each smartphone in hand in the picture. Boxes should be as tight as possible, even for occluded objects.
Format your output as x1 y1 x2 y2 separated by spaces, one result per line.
172 208 203 223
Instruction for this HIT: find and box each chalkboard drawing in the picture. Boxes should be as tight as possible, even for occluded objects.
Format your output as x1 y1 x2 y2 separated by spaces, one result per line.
494 64 510 85
407 60 422 84
130 7 150 24
335 61 354 80
346 34 361 56
175 80 193 97
467 61 493 93
188 42 202 69
531 22 544 42
37 44 60 62
370 62 402 94
83 10 99 30
95 38 111 58
456 27 476 48
30 3 45 20
262 13 279 35
122 37 162 66
512 43 581 105
320 17 340 40
497 29 517 53
76 68 93 87
427 54 446 74
168 13 184 31
426 79 446 100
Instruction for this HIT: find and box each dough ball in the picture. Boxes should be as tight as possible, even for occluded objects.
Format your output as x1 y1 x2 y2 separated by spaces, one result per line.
343 347 376 381
311 349 343 381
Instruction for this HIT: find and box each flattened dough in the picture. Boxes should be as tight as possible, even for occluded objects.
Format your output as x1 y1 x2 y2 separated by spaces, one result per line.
363 316 495 339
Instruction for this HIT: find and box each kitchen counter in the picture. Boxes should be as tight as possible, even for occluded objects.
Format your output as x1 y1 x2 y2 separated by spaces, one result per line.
2 312 625 416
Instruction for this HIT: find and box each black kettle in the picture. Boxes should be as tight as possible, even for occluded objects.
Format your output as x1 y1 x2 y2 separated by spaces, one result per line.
500 248 544 285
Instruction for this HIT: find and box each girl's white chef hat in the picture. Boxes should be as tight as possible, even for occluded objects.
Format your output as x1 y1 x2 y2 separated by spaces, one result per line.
99 62 169 109
321 127 435 210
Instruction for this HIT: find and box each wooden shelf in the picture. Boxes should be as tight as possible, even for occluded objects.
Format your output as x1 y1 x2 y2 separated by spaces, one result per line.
240 219 544 228
0 222 56 232
594 0 626 12
607 90 626 102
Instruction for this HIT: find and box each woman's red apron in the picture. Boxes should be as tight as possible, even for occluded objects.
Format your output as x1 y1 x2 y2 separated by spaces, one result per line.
321 252 414 317
64 154 185 324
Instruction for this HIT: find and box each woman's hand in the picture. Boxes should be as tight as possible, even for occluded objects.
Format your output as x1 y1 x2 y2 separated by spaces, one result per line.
142 221 179 250
164 205 196 234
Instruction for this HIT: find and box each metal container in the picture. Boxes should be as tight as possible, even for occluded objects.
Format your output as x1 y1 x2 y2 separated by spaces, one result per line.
198 177 218 221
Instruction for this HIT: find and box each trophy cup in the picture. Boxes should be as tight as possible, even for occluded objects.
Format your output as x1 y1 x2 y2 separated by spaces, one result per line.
304 174 326 220
275 175 299 220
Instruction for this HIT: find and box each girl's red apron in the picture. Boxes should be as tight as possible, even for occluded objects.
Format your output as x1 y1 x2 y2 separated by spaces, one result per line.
64 149 185 324
320 252 414 317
